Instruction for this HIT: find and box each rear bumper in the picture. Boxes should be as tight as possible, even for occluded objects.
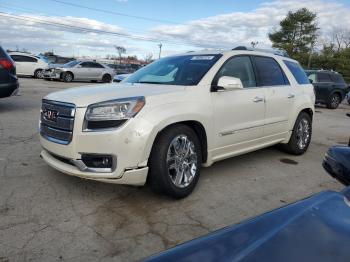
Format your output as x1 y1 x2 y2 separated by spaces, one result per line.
0 81 19 98
40 149 148 186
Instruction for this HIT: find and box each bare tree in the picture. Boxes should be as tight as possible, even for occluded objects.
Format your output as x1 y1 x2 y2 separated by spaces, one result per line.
114 45 126 64
250 41 259 48
331 27 350 51
144 53 153 63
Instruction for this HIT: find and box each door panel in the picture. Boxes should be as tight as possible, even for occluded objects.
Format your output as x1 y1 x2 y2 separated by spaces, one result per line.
212 88 265 151
264 86 294 135
251 55 293 137
211 55 265 157
75 62 92 79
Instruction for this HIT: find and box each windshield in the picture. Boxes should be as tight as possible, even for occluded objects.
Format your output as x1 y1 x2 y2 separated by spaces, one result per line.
62 60 80 68
125 54 222 86
36 55 49 63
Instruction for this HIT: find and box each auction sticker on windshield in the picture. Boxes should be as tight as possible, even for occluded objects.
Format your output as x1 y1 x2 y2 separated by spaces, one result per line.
190 56 215 60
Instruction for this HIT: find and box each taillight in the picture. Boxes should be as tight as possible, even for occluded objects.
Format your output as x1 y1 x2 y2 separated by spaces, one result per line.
0 59 14 70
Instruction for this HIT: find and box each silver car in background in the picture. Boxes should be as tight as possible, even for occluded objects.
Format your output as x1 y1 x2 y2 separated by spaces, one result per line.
43 60 115 83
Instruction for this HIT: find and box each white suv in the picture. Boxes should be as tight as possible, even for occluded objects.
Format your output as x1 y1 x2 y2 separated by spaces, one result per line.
39 48 315 198
9 52 49 78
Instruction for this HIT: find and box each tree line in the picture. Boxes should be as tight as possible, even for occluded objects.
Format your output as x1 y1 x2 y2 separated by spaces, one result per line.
269 8 350 82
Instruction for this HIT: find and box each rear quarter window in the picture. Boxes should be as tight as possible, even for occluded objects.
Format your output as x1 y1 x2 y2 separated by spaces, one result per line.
331 74 345 84
283 60 310 85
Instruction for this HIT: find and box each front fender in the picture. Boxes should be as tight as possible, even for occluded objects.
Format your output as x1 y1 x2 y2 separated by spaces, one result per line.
138 101 213 165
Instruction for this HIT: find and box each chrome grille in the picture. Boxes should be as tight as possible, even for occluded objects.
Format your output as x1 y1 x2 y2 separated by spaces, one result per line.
40 100 76 145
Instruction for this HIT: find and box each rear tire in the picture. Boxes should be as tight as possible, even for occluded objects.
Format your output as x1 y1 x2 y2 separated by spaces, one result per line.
326 93 341 109
34 69 43 79
62 72 73 82
148 125 202 199
102 74 111 83
281 112 312 155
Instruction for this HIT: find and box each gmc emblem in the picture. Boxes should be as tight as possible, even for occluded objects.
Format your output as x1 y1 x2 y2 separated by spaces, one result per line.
43 109 59 122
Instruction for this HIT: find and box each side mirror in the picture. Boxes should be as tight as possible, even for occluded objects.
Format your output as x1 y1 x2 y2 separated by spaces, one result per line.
217 76 243 91
309 79 313 84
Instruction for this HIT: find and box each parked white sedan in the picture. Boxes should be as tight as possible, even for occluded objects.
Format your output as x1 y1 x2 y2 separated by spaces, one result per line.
9 52 49 78
43 60 116 83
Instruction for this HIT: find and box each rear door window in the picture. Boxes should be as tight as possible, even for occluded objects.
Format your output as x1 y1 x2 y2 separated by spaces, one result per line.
91 62 104 68
11 55 30 62
283 60 310 84
21 56 37 63
253 56 288 86
317 72 332 82
80 62 93 68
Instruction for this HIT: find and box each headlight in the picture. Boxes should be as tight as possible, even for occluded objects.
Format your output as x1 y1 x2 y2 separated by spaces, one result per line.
84 97 145 130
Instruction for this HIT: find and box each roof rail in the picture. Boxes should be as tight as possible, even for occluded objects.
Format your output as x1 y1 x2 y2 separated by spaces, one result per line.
232 46 290 58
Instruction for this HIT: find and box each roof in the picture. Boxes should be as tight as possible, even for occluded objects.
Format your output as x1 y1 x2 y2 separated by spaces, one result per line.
8 51 36 57
305 69 340 74
175 47 297 62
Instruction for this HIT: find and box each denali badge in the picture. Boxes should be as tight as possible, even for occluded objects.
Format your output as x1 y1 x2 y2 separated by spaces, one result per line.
43 109 59 122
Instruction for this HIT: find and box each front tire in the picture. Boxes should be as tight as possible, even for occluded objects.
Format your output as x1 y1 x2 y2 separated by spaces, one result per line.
102 74 111 83
326 93 341 109
281 112 312 155
34 69 43 79
62 72 73 82
148 125 202 199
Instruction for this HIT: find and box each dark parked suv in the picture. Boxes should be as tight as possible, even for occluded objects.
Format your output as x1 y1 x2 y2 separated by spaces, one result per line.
0 46 19 98
306 70 349 109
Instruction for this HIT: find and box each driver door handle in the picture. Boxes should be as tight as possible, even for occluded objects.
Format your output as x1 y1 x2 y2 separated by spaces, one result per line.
287 94 295 99
253 97 264 103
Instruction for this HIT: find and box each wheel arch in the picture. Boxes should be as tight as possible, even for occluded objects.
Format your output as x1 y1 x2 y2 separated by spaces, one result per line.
283 106 314 145
148 120 209 164
102 73 112 82
61 71 74 80
299 107 314 120
34 68 43 77
330 90 344 100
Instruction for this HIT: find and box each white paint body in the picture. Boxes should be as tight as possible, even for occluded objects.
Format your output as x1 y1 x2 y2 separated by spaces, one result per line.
10 52 48 76
40 50 315 185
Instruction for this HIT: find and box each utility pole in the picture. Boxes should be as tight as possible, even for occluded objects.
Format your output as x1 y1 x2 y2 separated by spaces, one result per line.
158 43 162 59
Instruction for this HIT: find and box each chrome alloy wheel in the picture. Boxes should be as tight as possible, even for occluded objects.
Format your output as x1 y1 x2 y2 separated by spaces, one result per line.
166 135 198 188
296 118 310 150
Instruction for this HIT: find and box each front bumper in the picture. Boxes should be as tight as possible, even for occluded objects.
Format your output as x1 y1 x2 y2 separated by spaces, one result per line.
40 106 155 186
43 71 61 79
41 149 148 186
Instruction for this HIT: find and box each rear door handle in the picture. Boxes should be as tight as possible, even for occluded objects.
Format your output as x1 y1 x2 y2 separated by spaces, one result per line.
253 97 264 103
287 94 295 99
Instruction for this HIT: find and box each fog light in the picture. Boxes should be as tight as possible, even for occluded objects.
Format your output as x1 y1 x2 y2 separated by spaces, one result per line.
81 154 113 169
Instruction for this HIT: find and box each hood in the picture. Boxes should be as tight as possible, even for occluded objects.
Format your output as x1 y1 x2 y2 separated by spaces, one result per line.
44 83 186 107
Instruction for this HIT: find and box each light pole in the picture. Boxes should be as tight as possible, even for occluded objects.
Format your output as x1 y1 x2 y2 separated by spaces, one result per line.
158 43 162 59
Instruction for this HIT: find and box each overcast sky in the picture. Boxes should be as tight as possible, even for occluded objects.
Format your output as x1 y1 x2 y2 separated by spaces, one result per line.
0 0 349 59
